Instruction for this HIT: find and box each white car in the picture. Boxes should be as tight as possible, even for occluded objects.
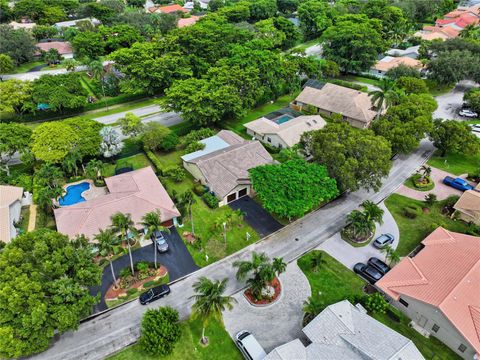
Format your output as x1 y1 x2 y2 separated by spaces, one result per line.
235 331 267 360
459 109 478 118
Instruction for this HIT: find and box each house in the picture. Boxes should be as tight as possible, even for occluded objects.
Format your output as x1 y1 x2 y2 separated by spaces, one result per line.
178 15 200 28
376 227 480 360
414 26 460 41
54 167 180 240
453 184 480 225
35 41 74 59
370 56 423 77
9 20 36 30
181 130 274 206
0 185 24 244
244 109 326 149
385 45 420 59
148 4 188 14
265 300 424 360
54 18 100 30
291 81 377 129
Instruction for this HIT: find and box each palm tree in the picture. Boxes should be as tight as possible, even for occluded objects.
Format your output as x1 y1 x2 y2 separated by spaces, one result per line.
361 200 384 226
87 59 109 110
111 212 137 275
272 257 287 276
369 78 397 119
346 210 371 240
190 277 236 344
303 296 324 325
381 245 401 265
419 165 432 182
182 190 196 234
140 210 170 269
95 228 122 287
310 252 326 273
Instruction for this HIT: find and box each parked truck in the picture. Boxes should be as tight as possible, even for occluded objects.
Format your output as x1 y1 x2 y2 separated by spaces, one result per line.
443 176 474 191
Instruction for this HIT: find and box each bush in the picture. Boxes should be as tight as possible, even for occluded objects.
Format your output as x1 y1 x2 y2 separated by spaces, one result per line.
424 193 437 207
182 128 216 144
410 174 434 191
143 280 156 288
119 267 131 278
139 307 182 356
403 205 421 219
441 195 460 215
468 168 480 182
161 132 179 152
136 261 149 273
202 192 218 208
126 288 138 296
144 149 164 176
184 141 205 153
327 79 367 92
365 293 388 314
193 184 206 196
164 166 186 182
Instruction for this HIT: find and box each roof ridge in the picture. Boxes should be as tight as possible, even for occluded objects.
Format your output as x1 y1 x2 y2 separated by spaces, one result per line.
439 260 480 309
469 305 480 344
379 257 429 289
132 193 179 217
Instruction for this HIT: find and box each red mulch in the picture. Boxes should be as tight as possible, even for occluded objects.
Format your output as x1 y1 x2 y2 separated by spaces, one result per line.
183 231 197 244
422 208 430 213
244 278 281 305
105 266 168 300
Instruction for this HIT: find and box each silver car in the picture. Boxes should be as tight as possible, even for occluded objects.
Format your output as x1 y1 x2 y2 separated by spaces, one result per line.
151 230 168 253
235 331 267 360
373 233 395 249
459 109 478 118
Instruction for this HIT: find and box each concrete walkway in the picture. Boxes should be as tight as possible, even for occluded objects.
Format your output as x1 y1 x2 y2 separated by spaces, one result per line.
395 166 470 201
223 262 311 352
27 204 37 231
318 202 399 269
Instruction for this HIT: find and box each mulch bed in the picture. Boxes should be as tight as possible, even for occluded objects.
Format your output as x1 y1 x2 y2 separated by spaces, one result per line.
244 278 281 306
105 266 168 300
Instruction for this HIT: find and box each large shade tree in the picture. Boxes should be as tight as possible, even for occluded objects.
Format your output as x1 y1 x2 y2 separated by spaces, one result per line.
31 122 79 163
429 119 480 157
0 123 32 175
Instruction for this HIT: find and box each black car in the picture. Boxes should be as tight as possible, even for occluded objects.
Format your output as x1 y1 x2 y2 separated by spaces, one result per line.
353 262 383 284
139 284 170 305
367 257 390 275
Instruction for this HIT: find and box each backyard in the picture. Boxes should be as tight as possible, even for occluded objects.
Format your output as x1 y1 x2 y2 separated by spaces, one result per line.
427 151 480 176
385 193 472 256
107 318 241 360
298 250 461 360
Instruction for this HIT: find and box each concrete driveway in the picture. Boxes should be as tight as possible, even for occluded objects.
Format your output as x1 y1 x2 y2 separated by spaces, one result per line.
222 262 311 353
433 80 479 120
229 197 283 238
90 227 199 313
395 166 470 201
318 202 399 269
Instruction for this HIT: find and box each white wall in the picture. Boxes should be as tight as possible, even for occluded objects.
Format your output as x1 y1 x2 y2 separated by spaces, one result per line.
9 200 22 240
246 129 289 149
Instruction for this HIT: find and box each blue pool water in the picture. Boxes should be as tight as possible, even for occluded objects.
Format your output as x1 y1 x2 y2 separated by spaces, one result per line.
275 115 293 124
59 182 90 206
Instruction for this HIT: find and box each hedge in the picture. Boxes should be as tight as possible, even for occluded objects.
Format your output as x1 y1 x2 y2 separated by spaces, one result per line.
144 149 164 176
202 192 218 208
327 79 368 92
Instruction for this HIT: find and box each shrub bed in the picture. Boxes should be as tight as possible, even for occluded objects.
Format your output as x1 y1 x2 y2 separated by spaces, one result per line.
410 174 434 191
403 204 422 219
202 192 218 209
145 149 164 175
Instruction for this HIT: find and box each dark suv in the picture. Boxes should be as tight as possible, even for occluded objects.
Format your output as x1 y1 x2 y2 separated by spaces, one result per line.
139 284 170 305
367 257 390 275
353 262 383 284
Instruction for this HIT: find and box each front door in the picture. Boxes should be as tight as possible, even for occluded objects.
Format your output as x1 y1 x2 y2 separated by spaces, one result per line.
227 193 237 203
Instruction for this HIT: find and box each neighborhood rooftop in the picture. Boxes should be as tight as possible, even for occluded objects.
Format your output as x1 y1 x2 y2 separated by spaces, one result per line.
0 185 24 243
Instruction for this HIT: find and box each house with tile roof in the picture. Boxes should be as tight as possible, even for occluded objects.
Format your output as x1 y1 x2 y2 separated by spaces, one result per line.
376 227 480 360
35 41 74 58
54 167 180 240
370 56 423 77
454 184 480 225
0 185 25 244
148 4 188 14
291 82 377 129
265 300 424 360
177 15 200 28
181 130 274 206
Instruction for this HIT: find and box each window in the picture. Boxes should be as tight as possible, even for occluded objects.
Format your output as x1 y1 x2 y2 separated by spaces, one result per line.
458 344 467 353
432 324 439 333
399 298 409 307
267 137 271 143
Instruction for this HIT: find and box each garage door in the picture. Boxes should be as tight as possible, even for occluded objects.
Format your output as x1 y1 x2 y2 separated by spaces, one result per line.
227 193 237 203
238 188 248 198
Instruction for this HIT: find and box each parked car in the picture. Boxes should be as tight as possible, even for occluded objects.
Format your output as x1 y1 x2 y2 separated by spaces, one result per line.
151 230 168 253
470 124 480 133
443 176 474 191
459 109 478 118
372 233 395 249
235 331 267 360
139 284 170 305
353 263 383 284
368 257 390 275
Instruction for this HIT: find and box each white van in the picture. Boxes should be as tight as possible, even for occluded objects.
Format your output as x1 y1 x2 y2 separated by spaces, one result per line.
235 330 267 360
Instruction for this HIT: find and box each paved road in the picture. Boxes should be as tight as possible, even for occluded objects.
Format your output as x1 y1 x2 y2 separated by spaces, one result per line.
433 80 479 120
29 140 434 360
90 227 199 313
94 105 162 125
3 65 88 81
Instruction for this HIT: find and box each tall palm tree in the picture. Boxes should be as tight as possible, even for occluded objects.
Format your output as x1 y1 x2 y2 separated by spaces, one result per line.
182 190 196 235
346 210 371 240
111 212 136 275
381 245 400 265
190 277 236 344
361 200 384 226
87 59 109 110
303 296 324 325
95 228 122 287
140 210 170 269
419 165 432 182
369 78 397 119
272 257 287 276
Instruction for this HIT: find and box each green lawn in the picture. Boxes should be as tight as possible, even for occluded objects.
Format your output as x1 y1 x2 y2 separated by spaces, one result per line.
341 75 381 87
107 318 241 360
104 153 152 177
17 206 30 234
428 151 480 176
13 60 45 73
289 38 320 53
385 193 471 256
298 250 460 360
425 79 454 97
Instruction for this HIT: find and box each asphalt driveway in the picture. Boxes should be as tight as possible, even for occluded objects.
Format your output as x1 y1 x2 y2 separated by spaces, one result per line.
229 196 283 237
90 227 199 313
433 80 479 121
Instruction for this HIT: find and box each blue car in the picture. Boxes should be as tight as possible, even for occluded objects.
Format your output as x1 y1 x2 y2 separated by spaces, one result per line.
443 176 474 191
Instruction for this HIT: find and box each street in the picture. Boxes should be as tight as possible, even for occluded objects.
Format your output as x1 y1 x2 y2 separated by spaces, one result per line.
433 80 479 120
29 140 434 360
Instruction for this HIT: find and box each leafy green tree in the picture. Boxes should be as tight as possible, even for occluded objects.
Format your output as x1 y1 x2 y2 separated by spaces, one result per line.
139 307 182 356
396 76 428 94
322 15 386 72
248 0 277 21
118 112 144 137
99 24 143 54
427 50 480 84
218 2 251 22
464 88 480 113
298 0 334 39
31 121 79 163
72 31 105 60
0 229 101 358
0 123 32 175
0 54 14 79
110 212 137 275
63 118 102 158
0 79 33 114
0 25 36 65
32 25 58 41
140 210 170 269
126 0 145 7
254 18 287 49
33 163 64 211
39 6 66 25
362 1 407 41
13 0 45 21
277 0 298 14
95 228 122 287
63 58 78 72
429 119 480 157
272 16 300 50
385 63 421 79
250 159 338 219
78 2 115 23
304 121 392 192
190 277 236 344
43 48 61 65
141 122 175 152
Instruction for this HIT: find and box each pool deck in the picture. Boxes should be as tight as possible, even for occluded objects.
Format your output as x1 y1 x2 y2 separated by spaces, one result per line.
58 179 108 207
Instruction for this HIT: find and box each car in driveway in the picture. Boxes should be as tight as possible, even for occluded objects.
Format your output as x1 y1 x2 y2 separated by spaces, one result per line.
459 109 478 118
443 176 474 191
235 331 267 360
373 233 395 249
354 263 383 284
368 257 390 275
151 230 169 253
139 284 170 305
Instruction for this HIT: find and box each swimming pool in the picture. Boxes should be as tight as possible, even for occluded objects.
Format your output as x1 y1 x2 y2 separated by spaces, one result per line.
274 115 293 124
59 182 90 206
